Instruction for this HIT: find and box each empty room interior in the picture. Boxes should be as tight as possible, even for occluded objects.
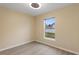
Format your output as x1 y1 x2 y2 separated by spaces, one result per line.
0 3 79 55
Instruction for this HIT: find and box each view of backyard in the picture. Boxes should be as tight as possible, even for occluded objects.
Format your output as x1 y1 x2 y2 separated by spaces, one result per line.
45 17 55 39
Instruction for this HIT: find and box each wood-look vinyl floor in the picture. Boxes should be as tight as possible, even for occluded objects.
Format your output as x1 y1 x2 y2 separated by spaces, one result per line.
0 42 75 55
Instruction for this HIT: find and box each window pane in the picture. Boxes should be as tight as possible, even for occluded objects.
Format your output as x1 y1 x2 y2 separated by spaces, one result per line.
44 17 56 39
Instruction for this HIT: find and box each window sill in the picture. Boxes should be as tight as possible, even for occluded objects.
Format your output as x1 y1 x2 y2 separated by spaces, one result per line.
44 37 56 41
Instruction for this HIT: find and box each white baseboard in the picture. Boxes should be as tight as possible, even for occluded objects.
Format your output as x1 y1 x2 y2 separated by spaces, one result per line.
0 40 34 52
36 40 79 55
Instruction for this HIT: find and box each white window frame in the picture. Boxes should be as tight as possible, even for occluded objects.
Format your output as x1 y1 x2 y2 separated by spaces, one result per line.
43 17 56 41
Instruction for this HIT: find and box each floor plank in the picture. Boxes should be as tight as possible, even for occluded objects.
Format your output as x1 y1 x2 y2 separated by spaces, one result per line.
0 42 75 55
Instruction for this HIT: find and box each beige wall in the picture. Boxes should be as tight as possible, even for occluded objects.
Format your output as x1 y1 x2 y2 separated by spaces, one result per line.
0 6 35 51
35 4 79 54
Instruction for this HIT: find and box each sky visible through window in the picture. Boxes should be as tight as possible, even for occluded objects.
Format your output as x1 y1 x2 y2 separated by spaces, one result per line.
45 18 56 25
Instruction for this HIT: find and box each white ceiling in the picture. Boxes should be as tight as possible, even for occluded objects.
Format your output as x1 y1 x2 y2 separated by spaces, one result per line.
0 3 72 16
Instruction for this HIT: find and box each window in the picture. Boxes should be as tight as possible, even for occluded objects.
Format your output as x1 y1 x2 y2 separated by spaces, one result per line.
44 17 56 39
